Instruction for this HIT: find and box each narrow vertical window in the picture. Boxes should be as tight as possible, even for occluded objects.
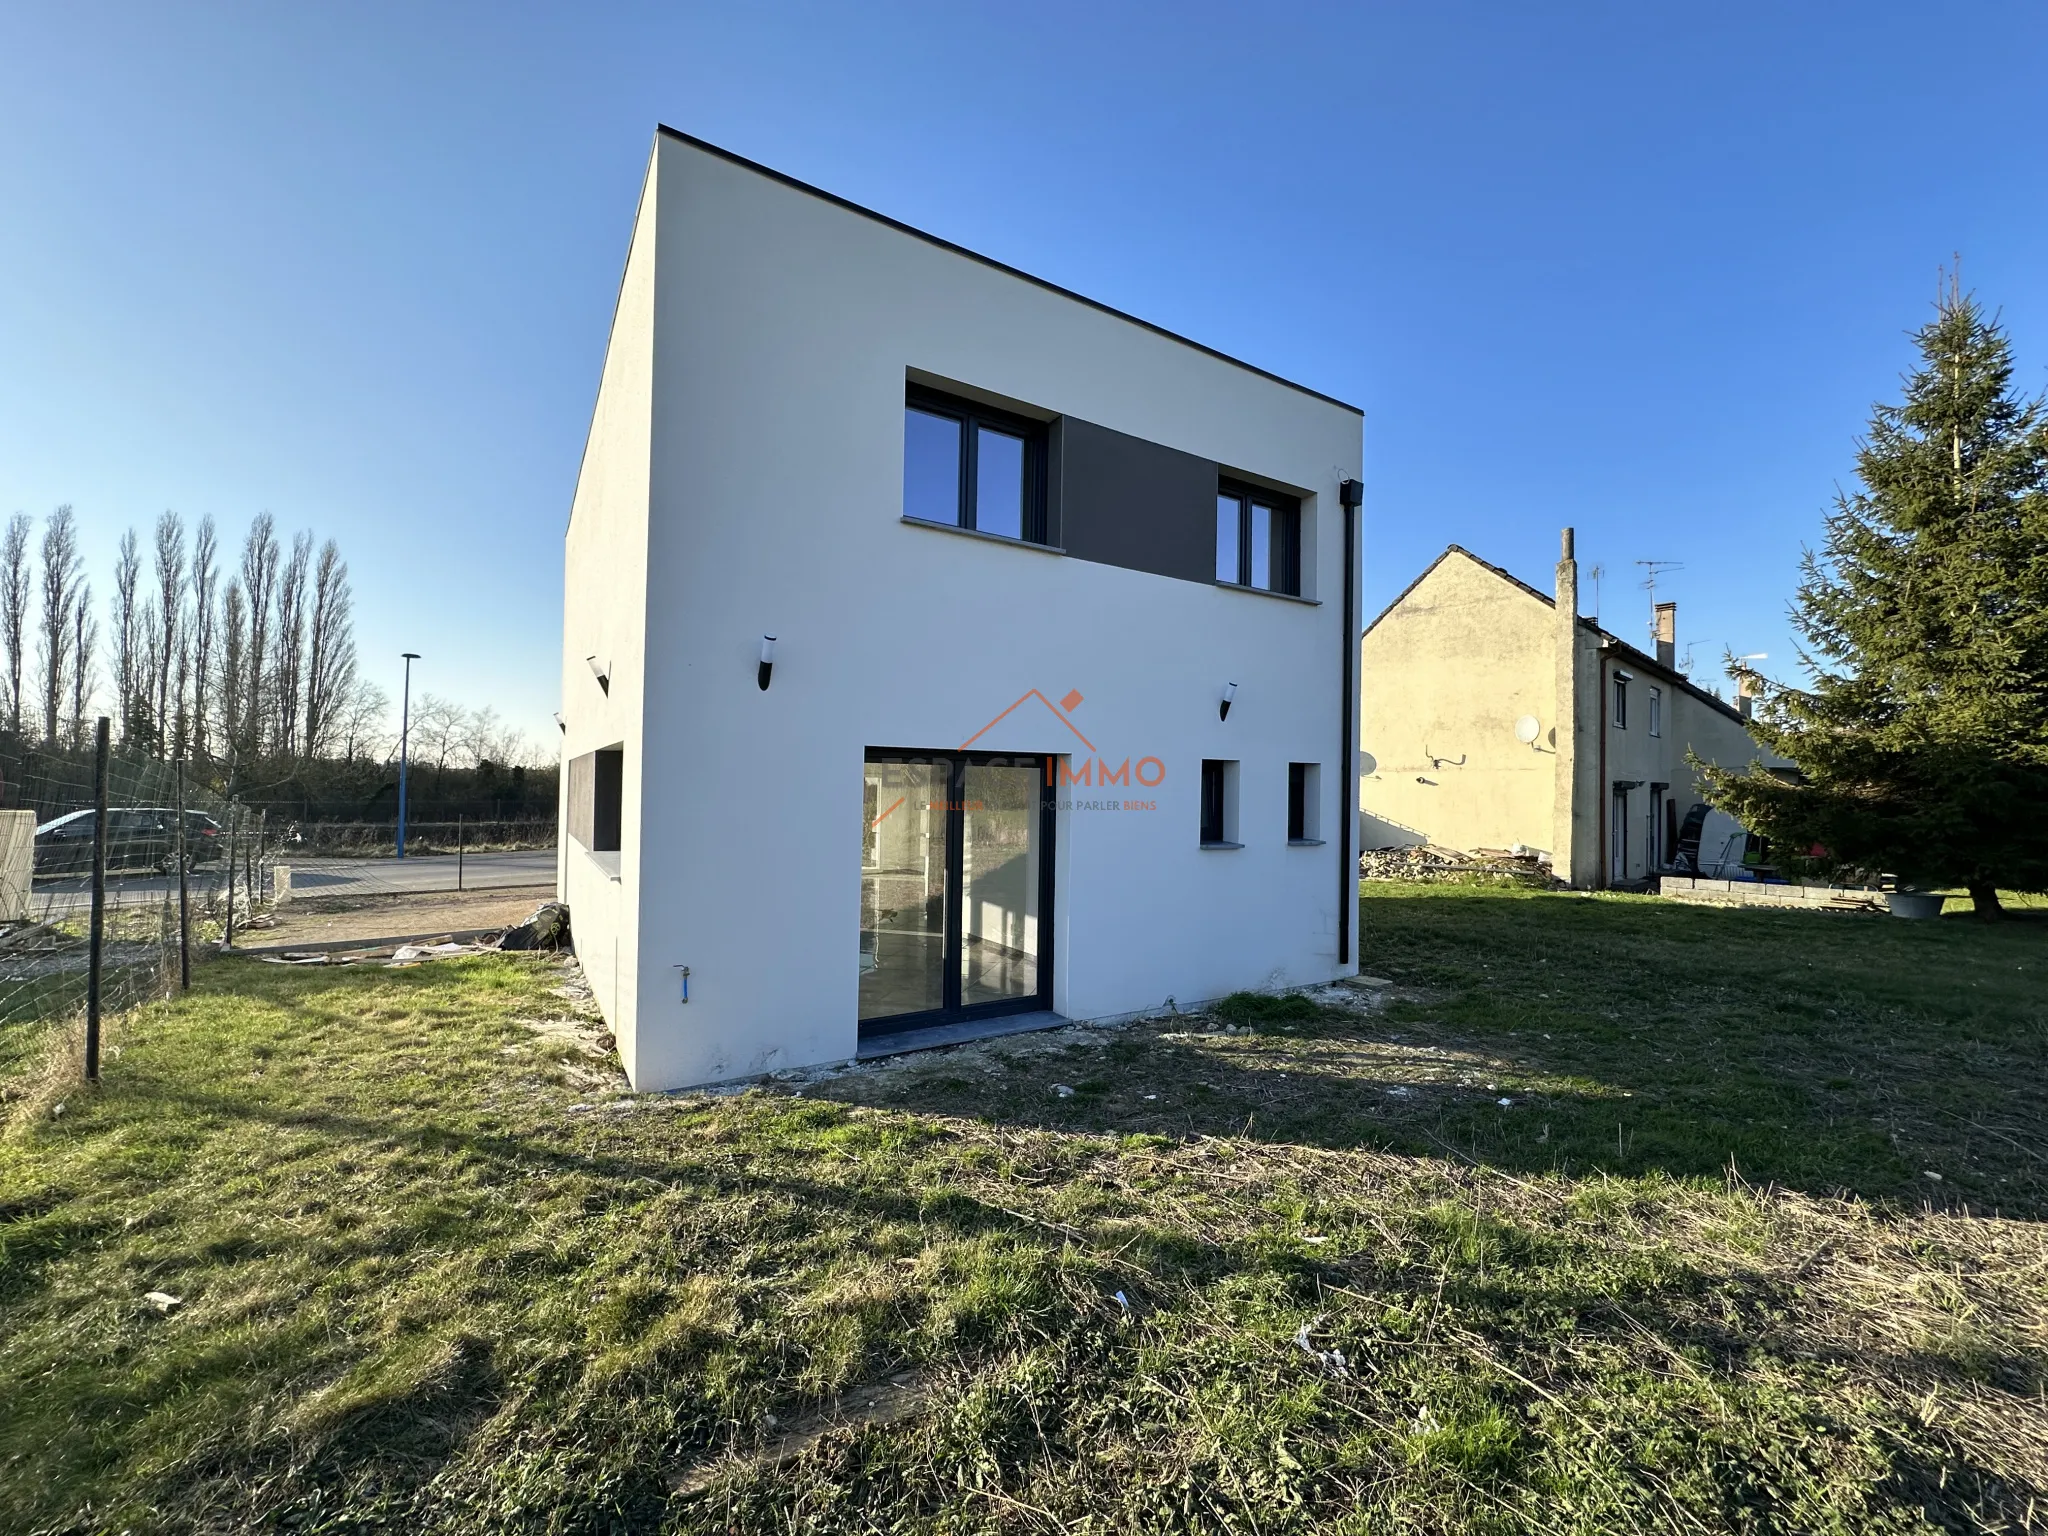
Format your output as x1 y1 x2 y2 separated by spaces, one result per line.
1287 762 1321 841
1199 760 1239 846
1216 494 1242 584
1248 502 1273 589
1612 676 1628 729
904 408 963 526
1648 686 1662 738
975 425 1026 540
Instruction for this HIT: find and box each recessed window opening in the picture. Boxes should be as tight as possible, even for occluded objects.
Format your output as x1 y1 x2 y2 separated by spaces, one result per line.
1216 479 1300 594
1200 759 1241 847
1612 675 1629 729
567 745 624 853
1288 762 1322 842
903 386 1048 543
1648 685 1662 738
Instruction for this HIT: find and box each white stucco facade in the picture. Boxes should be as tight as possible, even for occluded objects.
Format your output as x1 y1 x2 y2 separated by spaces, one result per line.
561 131 1364 1091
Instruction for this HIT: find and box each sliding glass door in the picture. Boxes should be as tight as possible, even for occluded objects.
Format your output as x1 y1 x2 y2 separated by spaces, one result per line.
859 750 1054 1034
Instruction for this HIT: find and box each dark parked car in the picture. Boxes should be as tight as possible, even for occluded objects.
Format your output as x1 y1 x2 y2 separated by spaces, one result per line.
33 808 225 877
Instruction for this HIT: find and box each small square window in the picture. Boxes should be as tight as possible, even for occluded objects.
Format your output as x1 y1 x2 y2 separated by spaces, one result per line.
1200 760 1240 847
1288 763 1322 842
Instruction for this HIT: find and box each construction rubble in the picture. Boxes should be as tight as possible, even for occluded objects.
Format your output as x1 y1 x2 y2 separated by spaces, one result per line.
1358 843 1557 886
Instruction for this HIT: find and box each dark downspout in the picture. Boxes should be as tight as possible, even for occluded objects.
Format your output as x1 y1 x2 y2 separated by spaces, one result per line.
1338 478 1362 966
1596 652 1608 889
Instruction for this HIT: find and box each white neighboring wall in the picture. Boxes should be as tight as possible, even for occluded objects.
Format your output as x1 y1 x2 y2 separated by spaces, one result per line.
563 131 1364 1091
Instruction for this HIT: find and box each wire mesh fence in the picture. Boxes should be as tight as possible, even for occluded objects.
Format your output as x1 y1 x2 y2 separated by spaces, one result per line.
0 728 281 1063
275 818 555 857
0 727 560 1073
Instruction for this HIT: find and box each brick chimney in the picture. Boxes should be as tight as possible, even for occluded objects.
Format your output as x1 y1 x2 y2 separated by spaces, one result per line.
1654 602 1676 669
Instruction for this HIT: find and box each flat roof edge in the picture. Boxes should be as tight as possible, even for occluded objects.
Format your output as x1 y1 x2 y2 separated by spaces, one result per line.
654 124 1364 417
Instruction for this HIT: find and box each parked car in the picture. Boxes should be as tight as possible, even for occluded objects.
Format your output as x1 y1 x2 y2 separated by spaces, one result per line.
33 809 225 876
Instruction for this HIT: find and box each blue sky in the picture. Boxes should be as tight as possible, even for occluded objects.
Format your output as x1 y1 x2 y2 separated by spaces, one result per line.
3 2 2045 748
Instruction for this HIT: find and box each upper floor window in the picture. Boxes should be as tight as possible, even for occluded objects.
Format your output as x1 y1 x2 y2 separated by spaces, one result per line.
1612 675 1629 729
1648 686 1662 738
1215 480 1301 595
903 386 1048 543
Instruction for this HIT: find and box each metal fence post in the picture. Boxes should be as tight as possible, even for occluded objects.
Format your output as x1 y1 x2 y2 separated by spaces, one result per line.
223 800 237 950
175 758 190 990
458 813 465 892
85 717 109 1081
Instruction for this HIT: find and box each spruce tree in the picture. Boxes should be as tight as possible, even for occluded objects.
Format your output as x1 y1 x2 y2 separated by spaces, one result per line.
1703 281 2048 915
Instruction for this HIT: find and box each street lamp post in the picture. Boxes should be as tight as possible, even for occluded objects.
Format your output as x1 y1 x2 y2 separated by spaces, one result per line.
397 652 421 859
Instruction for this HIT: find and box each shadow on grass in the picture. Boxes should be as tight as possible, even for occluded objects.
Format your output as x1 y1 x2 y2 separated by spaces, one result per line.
815 886 2048 1220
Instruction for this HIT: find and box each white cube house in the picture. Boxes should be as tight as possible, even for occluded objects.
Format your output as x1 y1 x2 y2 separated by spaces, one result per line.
560 129 1365 1091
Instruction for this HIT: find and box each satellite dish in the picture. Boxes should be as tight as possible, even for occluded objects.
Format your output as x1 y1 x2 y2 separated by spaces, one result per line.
1514 715 1540 745
1357 751 1378 776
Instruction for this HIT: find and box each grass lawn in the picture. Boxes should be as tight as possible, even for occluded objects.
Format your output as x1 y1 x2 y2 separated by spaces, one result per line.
0 883 2042 1533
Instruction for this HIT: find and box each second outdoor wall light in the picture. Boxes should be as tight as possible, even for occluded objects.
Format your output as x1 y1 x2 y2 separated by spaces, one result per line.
1219 682 1238 721
758 635 777 691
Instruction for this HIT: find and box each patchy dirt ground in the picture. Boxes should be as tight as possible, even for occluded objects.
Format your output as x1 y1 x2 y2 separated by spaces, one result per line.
242 885 556 951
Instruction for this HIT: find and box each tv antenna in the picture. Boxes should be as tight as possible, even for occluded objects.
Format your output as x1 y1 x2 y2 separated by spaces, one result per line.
1587 563 1604 619
1635 560 1684 639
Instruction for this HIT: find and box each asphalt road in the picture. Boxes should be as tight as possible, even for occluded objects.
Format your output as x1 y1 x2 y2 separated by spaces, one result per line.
30 849 557 915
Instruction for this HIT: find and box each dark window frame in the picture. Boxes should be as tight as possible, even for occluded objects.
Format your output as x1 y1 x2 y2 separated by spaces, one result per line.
1288 762 1317 842
905 385 1051 544
568 745 624 854
858 747 1058 1036
1200 759 1240 847
1612 675 1628 729
1215 477 1301 595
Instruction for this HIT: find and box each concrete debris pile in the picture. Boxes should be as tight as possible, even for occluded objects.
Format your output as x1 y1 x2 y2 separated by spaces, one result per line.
1358 844 1556 886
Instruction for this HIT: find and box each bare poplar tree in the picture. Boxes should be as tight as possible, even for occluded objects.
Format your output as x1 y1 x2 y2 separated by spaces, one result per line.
0 514 31 735
270 530 311 758
69 581 96 747
304 539 355 757
240 515 278 756
111 529 142 743
215 579 248 768
189 515 218 760
37 508 82 744
152 511 186 756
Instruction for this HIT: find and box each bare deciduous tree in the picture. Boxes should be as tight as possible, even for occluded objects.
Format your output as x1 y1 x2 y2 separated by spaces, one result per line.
239 514 278 755
37 507 81 744
111 529 142 743
304 540 354 757
271 530 311 758
333 678 389 763
189 515 218 760
152 511 186 754
215 579 249 770
0 513 31 734
69 580 96 748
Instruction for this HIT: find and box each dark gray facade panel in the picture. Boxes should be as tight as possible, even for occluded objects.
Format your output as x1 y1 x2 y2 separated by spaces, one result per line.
1057 417 1218 587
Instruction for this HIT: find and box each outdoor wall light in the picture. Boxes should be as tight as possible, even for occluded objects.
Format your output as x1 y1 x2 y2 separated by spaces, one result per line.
758 635 777 691
585 655 610 695
1219 682 1238 721
553 711 566 733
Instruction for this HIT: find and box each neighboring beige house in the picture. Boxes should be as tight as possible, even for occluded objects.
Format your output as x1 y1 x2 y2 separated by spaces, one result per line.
1359 530 1771 887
